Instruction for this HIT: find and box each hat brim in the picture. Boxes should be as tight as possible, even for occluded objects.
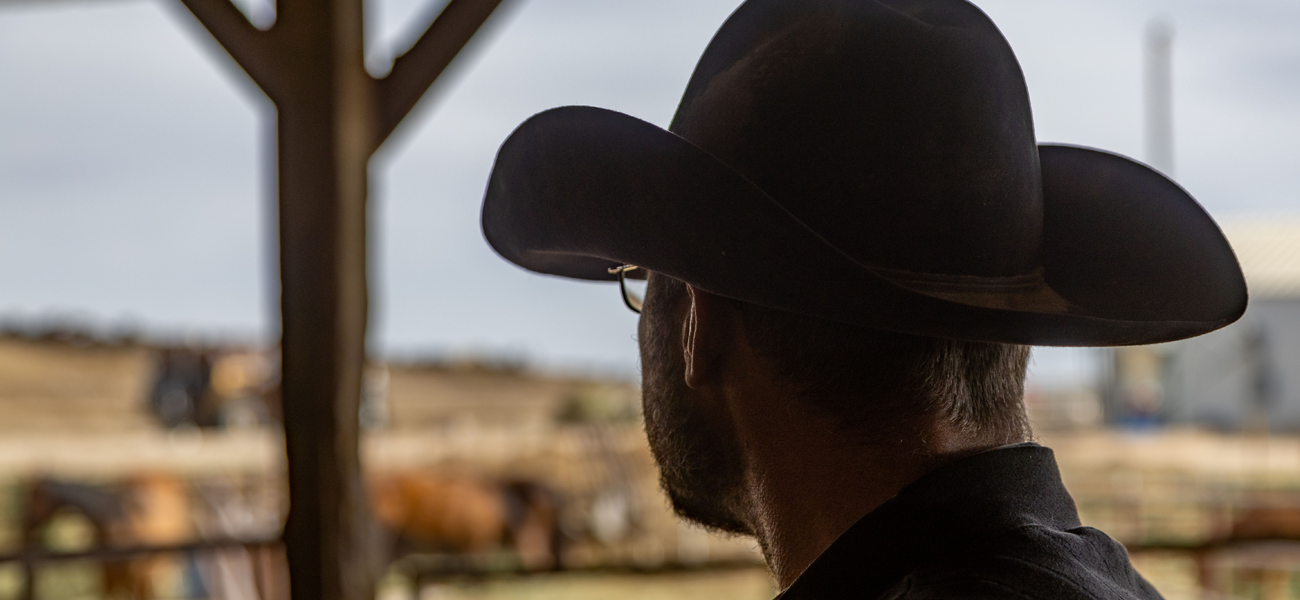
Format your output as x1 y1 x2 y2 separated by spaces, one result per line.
481 106 1246 347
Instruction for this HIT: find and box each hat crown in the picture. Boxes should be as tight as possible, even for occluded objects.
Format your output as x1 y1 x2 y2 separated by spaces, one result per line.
670 0 1043 279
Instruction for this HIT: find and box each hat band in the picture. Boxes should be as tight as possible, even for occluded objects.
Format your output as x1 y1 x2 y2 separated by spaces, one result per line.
872 267 1071 314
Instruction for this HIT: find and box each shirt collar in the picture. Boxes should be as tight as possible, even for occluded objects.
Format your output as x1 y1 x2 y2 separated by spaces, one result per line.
777 443 1080 599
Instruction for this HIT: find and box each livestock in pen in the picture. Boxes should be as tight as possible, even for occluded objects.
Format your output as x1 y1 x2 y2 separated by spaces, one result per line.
369 472 565 572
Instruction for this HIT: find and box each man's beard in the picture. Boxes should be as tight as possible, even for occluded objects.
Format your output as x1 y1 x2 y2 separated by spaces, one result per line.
639 299 752 536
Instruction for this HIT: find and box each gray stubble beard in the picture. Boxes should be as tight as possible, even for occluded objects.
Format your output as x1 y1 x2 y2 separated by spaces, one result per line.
639 296 753 537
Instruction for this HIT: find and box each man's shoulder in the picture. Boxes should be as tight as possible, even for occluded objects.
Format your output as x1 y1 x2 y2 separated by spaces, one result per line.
777 447 1165 600
883 524 1163 600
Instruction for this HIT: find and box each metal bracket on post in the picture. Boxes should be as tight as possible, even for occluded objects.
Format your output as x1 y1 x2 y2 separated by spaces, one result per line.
173 0 510 598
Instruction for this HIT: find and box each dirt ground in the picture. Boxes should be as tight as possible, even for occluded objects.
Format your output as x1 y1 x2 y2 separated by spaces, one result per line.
382 568 777 600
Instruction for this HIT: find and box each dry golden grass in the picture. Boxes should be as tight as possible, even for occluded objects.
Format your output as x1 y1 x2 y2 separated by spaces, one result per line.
3 337 1300 599
0 338 155 434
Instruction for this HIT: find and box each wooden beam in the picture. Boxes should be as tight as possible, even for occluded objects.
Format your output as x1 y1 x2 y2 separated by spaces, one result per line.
373 0 506 149
273 0 377 596
168 0 511 597
175 0 283 100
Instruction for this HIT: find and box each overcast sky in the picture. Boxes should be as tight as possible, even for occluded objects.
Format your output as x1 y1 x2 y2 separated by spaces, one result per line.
0 0 1297 384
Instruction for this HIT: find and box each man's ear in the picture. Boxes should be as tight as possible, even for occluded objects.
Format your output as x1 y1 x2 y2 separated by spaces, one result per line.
683 286 736 389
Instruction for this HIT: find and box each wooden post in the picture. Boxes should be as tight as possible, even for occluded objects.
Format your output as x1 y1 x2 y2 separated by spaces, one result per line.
273 0 374 595
173 0 508 598
19 557 33 600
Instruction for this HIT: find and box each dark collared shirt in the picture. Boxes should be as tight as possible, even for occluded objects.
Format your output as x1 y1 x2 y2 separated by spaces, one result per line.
777 444 1162 599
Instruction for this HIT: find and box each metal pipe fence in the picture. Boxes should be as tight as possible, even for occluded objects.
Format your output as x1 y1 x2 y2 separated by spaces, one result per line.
0 537 283 600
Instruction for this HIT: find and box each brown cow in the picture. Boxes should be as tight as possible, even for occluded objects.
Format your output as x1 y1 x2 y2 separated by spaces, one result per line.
368 472 564 572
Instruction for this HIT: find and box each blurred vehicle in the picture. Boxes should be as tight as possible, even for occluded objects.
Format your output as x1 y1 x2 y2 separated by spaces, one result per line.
147 347 388 431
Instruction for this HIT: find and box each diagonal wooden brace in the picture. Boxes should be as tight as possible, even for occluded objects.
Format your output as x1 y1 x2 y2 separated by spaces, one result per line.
177 0 284 102
373 0 507 150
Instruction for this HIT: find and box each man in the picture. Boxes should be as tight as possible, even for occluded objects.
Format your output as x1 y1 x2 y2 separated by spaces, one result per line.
479 0 1247 597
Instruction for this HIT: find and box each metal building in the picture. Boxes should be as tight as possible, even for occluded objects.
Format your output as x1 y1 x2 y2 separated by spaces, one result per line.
1106 218 1300 430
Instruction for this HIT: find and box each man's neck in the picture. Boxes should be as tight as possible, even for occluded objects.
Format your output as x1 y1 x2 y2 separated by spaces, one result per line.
726 393 1008 589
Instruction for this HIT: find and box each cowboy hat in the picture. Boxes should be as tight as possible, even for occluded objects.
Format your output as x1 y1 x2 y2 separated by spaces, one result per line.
480 0 1246 346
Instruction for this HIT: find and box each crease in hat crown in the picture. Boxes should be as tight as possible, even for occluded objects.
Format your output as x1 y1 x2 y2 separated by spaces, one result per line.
669 0 1045 281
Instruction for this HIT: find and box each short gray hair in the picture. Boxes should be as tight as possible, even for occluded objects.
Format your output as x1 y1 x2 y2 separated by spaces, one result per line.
653 276 1032 441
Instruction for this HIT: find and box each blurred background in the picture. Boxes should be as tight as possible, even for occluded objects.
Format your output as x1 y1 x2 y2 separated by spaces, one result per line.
0 0 1298 598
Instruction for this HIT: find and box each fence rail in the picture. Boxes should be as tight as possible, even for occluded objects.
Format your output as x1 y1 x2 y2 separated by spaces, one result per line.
0 536 284 600
0 536 282 566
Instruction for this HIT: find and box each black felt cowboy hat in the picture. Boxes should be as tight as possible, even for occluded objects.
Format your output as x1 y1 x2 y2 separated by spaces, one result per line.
480 0 1247 346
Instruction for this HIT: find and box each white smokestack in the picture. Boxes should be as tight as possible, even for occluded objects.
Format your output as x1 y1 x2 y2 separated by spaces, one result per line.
1145 19 1175 176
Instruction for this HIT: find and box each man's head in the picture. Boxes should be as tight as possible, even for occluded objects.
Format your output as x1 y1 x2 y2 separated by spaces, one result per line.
480 0 1243 584
638 271 1032 534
